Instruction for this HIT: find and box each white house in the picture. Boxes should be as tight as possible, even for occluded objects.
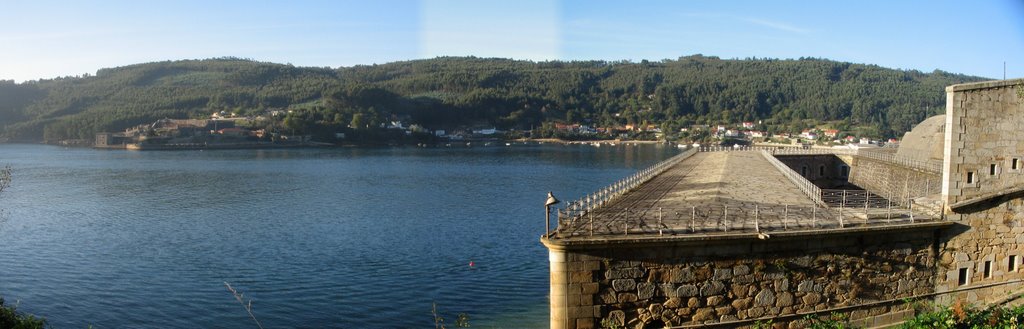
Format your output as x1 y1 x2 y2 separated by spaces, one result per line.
473 128 499 135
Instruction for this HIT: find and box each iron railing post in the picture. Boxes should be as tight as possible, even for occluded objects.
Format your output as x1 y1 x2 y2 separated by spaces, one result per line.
691 206 695 233
658 207 663 236
724 205 729 232
755 205 760 232
589 212 594 237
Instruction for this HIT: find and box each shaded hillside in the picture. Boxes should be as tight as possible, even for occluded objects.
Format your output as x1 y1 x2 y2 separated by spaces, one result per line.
0 56 985 142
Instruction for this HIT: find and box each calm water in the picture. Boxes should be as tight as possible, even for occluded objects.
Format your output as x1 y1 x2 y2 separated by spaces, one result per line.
0 143 675 328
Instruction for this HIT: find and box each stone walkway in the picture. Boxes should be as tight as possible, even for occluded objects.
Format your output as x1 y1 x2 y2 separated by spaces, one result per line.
556 151 921 238
596 151 814 211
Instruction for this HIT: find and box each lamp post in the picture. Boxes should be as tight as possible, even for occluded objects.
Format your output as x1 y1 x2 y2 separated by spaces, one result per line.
545 191 560 236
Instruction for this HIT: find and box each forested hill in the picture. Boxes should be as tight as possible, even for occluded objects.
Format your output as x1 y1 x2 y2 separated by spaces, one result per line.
0 55 985 142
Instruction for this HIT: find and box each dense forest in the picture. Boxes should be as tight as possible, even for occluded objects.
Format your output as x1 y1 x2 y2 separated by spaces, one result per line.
0 55 985 142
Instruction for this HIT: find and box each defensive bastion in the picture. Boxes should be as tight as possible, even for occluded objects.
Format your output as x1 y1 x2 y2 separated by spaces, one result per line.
541 79 1024 328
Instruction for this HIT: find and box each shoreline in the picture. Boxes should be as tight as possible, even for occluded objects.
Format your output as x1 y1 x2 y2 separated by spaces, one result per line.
514 138 669 145
8 137 682 151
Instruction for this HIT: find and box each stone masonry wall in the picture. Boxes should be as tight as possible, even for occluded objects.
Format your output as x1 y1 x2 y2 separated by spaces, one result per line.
546 227 941 329
848 156 942 205
936 197 1024 306
776 155 852 189
897 114 946 162
936 79 1024 308
942 79 1024 206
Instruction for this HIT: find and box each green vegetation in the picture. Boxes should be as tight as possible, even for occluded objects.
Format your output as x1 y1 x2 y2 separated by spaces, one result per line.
432 303 470 329
901 301 1024 329
0 298 46 329
803 312 853 329
0 56 984 143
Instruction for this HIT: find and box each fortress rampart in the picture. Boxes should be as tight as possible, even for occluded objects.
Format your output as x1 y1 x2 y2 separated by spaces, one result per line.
541 79 1024 328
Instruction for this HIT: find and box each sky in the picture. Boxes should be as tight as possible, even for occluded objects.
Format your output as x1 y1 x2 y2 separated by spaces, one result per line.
1 0 1022 82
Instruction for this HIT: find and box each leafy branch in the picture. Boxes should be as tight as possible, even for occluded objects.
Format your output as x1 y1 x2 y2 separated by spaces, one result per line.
432 302 470 329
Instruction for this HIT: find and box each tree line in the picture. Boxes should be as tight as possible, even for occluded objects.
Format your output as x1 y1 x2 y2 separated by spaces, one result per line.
0 55 984 142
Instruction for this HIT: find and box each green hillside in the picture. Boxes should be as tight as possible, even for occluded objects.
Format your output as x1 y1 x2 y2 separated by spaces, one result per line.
0 55 986 142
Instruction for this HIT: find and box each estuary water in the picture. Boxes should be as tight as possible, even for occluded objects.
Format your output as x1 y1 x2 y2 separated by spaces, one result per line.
0 143 676 328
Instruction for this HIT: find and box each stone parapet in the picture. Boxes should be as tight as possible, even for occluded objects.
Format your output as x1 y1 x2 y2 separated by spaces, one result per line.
542 224 949 329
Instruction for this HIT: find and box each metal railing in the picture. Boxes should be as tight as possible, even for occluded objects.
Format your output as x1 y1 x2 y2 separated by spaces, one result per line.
555 203 924 238
856 150 942 173
698 145 866 156
755 146 940 173
698 145 780 152
767 147 857 156
557 147 698 221
821 189 889 208
550 146 942 238
760 150 824 205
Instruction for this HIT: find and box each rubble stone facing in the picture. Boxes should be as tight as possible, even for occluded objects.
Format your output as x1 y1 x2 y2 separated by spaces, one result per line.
550 228 937 329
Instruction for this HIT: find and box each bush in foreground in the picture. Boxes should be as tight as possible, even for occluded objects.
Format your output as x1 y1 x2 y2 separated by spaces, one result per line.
0 297 47 329
901 300 1024 329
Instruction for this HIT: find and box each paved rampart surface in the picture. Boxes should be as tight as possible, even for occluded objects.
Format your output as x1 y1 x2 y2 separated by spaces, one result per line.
555 150 928 238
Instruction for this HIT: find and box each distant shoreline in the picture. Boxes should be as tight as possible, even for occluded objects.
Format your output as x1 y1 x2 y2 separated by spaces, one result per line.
515 138 668 145
6 137 683 150
121 141 328 151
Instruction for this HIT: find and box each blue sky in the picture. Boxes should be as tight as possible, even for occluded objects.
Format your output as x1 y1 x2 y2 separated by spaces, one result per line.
1 0 1022 82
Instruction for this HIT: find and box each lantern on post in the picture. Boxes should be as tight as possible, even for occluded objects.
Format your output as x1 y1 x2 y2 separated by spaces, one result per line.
545 191 560 236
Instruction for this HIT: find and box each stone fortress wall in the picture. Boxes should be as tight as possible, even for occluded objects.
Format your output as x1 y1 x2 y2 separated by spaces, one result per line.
896 115 946 162
848 157 941 206
936 79 1024 306
942 80 1024 206
776 154 853 189
542 79 1024 329
544 226 943 329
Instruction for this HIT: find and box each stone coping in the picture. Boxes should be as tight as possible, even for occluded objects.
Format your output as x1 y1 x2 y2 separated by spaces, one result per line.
949 184 1024 212
946 78 1024 92
541 221 953 250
